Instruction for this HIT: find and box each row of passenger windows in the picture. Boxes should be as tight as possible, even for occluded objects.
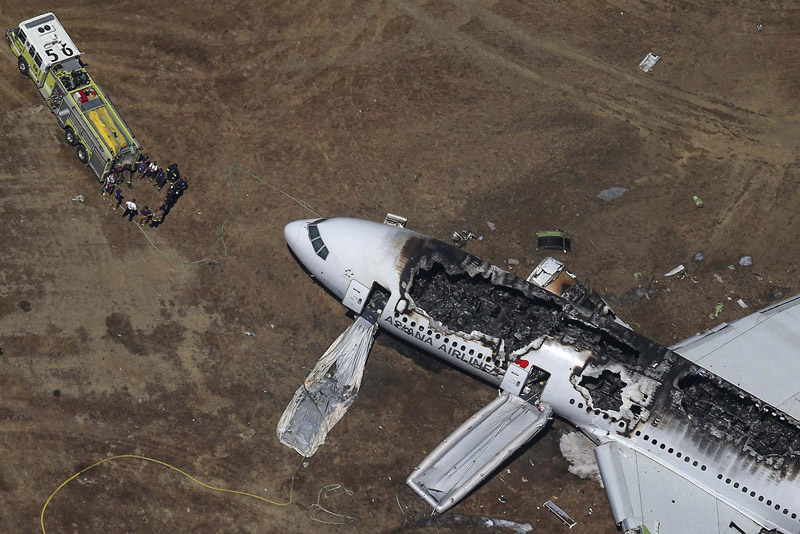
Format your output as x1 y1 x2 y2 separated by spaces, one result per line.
565 397 799 522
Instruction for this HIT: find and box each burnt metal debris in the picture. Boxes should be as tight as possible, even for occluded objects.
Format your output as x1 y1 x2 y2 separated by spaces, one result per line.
397 236 800 476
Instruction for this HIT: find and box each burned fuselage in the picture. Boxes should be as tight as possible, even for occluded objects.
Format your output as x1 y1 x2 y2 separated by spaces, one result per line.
392 235 800 529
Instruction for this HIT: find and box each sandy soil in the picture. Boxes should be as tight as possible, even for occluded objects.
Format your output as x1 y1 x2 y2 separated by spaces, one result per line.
1 1 799 532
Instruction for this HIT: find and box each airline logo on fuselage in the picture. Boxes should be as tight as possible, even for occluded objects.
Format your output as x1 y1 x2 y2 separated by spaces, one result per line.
383 315 494 373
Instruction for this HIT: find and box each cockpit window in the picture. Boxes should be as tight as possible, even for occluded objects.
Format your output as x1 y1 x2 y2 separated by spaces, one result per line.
307 220 329 260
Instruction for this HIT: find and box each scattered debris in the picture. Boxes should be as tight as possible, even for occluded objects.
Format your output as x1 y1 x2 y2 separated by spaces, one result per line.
693 252 704 262
544 500 577 529
559 432 601 483
72 195 85 203
739 255 753 266
536 230 573 252
713 273 724 284
633 272 643 281
309 484 355 525
756 22 763 32
737 299 748 309
664 264 686 277
244 331 257 337
692 195 704 208
498 495 507 504
728 265 736 270
714 302 725 317
452 230 478 248
487 221 497 231
596 187 629 201
588 507 593 515
383 213 408 228
638 52 660 73
238 428 256 442
521 477 528 483
482 517 534 533
507 258 520 266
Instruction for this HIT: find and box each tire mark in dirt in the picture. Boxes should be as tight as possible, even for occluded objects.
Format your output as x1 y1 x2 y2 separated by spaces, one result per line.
390 0 786 163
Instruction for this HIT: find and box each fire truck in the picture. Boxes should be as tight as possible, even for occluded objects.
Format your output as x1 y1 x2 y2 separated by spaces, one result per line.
5 12 140 180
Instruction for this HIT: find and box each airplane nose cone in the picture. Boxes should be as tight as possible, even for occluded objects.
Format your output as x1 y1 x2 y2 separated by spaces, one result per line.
284 220 305 253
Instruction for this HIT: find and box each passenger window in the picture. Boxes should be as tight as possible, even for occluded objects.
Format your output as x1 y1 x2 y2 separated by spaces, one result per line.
33 53 42 67
17 29 27 44
309 225 320 240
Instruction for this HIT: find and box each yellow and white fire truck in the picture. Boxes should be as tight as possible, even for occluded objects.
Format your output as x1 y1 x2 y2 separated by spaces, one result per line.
5 12 140 180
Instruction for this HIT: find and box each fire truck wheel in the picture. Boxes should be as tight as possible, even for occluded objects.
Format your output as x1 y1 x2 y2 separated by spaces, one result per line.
76 145 89 164
18 57 29 77
65 127 78 146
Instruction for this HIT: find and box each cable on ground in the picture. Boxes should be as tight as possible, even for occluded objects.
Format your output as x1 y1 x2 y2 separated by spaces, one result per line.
40 453 300 534
136 163 322 265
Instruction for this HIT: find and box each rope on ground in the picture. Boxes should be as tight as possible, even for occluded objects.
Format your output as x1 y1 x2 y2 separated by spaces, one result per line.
137 163 322 265
40 453 299 534
308 483 355 525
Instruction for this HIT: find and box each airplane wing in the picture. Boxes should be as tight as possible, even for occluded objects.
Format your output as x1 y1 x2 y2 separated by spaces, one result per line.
670 294 800 421
595 441 766 534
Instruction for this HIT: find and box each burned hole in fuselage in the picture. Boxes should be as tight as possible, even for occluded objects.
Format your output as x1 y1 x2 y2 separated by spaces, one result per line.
578 370 626 411
676 370 800 464
408 262 561 355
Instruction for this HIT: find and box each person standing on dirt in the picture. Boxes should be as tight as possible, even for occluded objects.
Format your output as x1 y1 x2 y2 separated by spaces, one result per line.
137 205 152 226
100 174 115 197
113 187 124 210
121 162 133 185
134 159 148 181
145 160 158 180
122 199 138 221
154 168 167 190
150 205 166 228
175 176 188 197
167 163 180 183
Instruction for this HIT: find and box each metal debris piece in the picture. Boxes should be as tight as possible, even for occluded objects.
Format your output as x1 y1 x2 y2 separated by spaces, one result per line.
384 213 408 228
498 495 507 504
451 230 477 248
72 195 85 203
244 331 257 337
633 272 643 281
694 252 704 261
536 230 573 252
692 195 704 208
596 187 629 201
739 255 753 266
664 264 686 277
638 52 660 73
507 258 520 266
544 500 577 529
756 22 763 32
713 273 724 283
714 302 725 317
487 221 496 231
737 299 748 309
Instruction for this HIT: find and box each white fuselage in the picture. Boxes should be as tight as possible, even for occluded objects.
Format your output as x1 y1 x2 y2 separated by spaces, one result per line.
285 217 800 533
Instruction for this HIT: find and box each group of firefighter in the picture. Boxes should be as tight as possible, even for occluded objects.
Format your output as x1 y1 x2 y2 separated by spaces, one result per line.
99 153 189 228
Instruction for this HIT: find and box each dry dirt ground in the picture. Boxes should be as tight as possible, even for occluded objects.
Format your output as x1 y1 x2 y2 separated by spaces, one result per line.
1 1 799 533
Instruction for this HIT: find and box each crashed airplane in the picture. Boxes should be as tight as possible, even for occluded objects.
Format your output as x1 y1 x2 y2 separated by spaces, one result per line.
280 216 800 534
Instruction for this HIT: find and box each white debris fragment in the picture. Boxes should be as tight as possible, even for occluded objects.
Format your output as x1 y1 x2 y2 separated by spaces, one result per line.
487 221 497 231
72 195 85 203
737 299 748 308
244 331 257 337
559 431 602 484
714 273 724 284
664 264 686 277
507 258 520 266
693 252 704 261
596 187 629 201
739 255 753 266
639 52 660 73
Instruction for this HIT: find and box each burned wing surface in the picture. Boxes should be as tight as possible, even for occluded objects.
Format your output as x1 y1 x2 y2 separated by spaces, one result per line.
394 235 800 530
